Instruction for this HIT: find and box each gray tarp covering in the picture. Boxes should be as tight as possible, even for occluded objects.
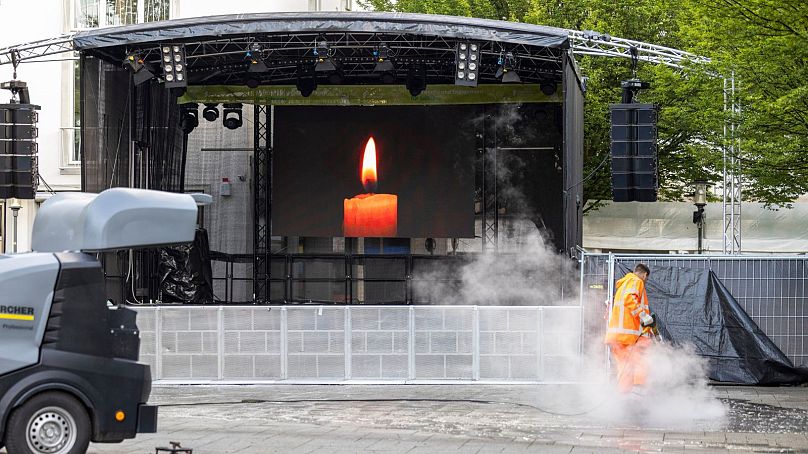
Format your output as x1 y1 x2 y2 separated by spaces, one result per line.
72 12 569 51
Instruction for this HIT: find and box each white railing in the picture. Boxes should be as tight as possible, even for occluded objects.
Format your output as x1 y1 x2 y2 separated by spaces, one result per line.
133 305 583 384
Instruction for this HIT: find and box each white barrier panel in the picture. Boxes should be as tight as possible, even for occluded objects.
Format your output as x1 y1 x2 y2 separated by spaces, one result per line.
132 305 582 384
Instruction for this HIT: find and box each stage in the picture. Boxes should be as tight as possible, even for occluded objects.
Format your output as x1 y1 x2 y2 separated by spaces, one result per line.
72 12 585 305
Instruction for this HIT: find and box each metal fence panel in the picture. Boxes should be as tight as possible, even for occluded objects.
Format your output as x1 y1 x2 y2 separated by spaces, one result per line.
133 305 586 383
582 253 808 368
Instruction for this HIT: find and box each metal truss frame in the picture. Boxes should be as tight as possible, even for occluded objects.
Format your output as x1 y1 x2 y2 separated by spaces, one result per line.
569 31 742 254
0 34 75 67
0 27 742 253
723 74 742 254
253 105 271 302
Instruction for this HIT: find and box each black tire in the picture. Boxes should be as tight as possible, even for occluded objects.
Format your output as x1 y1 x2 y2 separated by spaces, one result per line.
4 392 91 454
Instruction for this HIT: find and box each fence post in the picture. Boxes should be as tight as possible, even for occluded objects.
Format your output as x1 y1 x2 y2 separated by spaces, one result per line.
579 253 586 356
155 307 162 380
536 306 544 381
472 306 480 381
217 307 224 380
606 253 615 374
344 306 352 380
408 306 415 380
281 307 288 379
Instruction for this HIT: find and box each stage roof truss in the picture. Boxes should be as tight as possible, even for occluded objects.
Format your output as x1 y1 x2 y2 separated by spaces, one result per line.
568 30 710 68
114 31 565 86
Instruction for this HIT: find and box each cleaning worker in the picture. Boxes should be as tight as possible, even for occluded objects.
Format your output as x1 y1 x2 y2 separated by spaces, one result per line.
604 263 657 393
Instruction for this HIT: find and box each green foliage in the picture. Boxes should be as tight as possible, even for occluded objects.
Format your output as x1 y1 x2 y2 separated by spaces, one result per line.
360 0 808 205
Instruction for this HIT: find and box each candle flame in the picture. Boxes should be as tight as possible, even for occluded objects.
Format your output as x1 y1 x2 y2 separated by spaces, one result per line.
361 137 378 193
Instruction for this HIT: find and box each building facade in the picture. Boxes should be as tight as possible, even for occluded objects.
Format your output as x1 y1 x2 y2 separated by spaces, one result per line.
0 0 357 253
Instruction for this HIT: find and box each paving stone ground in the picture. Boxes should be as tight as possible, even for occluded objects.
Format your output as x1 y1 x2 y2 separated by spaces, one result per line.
4 384 808 453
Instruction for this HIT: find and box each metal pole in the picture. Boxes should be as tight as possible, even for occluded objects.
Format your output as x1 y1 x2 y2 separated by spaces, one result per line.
9 199 21 253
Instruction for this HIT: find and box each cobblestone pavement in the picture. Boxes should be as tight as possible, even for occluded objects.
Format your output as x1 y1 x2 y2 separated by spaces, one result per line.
5 384 808 453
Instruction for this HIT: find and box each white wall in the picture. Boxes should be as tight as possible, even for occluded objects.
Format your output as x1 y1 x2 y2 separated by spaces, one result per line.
1 0 363 252
0 0 71 252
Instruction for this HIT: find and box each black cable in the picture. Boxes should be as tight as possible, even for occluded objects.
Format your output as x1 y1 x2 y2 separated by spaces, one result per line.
564 153 610 193
36 173 56 195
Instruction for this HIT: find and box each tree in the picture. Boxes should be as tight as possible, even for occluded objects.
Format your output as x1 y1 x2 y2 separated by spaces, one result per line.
360 0 807 206
683 0 808 205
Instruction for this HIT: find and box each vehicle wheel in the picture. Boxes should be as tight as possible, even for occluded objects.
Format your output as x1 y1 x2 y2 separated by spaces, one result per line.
4 392 91 454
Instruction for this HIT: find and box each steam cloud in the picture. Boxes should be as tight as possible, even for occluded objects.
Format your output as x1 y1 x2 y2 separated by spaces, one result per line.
412 104 726 429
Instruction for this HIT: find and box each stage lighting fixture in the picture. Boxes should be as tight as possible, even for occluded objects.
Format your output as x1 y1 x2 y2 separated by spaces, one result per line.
296 67 318 97
161 44 187 88
246 43 269 73
125 54 156 86
245 77 261 89
540 81 557 96
222 103 243 130
314 38 338 72
495 52 520 83
373 44 394 72
202 103 220 122
406 65 426 97
179 102 199 134
455 41 480 87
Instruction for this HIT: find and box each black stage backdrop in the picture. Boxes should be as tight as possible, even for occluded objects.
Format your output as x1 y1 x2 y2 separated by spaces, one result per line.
273 105 478 238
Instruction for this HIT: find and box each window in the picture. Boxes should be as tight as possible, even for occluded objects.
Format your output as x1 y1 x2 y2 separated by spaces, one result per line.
61 61 81 168
66 0 171 169
73 0 170 29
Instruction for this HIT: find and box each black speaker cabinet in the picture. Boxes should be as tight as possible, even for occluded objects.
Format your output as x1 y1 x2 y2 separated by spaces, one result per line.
609 103 659 202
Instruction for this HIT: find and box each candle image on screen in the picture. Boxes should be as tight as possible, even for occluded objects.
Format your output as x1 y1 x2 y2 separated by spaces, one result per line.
343 137 398 237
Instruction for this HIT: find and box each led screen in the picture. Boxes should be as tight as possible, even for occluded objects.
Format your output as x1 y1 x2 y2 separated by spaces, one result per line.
273 105 478 238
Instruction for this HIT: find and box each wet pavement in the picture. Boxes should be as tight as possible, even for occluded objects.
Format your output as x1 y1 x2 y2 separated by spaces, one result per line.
5 384 808 453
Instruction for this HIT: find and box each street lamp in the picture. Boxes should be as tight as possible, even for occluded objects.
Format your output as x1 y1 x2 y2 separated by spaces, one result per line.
691 180 708 254
9 198 22 254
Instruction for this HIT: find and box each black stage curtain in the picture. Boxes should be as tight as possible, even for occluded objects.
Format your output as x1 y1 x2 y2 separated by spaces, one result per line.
562 52 584 256
80 57 205 303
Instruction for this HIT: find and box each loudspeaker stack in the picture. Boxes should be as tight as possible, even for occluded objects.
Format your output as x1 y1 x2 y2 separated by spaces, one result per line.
609 103 659 202
0 103 39 199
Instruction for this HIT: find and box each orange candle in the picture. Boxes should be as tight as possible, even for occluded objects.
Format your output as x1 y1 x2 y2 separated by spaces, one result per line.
343 137 398 237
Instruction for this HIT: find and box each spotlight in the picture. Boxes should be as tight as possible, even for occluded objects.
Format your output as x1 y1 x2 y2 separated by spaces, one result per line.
160 44 187 88
314 38 338 72
495 52 521 83
406 65 426 97
179 102 199 134
222 103 243 130
246 43 269 73
455 41 480 87
540 81 557 96
125 54 155 86
373 44 394 72
296 66 317 97
245 77 260 89
202 103 219 122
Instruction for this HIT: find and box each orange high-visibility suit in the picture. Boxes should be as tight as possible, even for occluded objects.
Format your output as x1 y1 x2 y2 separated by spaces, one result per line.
604 272 652 393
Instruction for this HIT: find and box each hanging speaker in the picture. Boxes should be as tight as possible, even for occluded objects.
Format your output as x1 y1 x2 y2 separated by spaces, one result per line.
609 103 659 202
0 103 40 200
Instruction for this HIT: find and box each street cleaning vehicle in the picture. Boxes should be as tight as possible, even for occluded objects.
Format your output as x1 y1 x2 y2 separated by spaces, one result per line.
0 188 201 454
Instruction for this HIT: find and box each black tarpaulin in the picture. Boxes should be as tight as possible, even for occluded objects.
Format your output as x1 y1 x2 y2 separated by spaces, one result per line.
617 264 808 385
72 12 569 51
159 228 214 304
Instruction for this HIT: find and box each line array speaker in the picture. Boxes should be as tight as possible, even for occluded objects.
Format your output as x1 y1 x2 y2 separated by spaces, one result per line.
0 103 40 199
609 103 659 202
